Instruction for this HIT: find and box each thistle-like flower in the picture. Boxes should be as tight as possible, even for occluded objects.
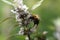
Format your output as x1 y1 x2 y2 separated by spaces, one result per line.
2 0 44 40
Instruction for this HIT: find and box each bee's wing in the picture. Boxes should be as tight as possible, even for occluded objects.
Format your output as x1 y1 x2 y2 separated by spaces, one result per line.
31 0 44 10
2 0 15 6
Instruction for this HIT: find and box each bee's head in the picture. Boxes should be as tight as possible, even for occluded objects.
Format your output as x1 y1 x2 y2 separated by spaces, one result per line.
32 14 39 19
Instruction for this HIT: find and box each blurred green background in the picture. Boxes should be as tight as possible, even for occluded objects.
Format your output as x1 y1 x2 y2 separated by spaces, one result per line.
0 0 60 40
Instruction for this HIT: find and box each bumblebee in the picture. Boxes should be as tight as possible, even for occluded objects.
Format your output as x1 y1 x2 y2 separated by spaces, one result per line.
28 14 40 28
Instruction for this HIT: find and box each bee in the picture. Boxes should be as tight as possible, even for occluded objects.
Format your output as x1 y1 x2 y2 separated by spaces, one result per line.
28 14 40 28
